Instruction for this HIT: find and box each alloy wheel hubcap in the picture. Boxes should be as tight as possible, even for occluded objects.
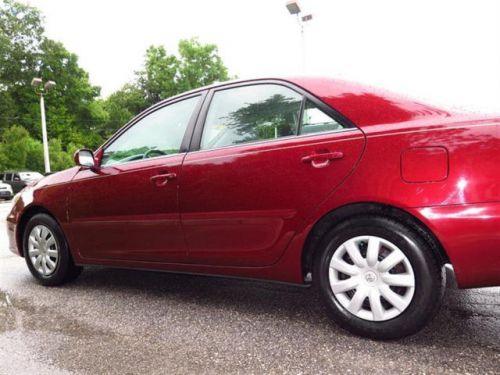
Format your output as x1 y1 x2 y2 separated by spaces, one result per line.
28 225 59 276
328 235 415 321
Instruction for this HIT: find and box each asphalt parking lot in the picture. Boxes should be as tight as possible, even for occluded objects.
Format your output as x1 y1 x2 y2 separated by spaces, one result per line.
0 201 498 374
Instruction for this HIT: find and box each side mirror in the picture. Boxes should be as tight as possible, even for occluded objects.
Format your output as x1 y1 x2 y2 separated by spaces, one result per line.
74 149 96 169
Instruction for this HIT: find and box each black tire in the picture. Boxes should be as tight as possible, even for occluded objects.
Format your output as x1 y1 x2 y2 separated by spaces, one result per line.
23 213 82 286
313 216 444 340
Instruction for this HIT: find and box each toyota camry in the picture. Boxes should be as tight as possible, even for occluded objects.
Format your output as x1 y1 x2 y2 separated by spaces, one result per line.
7 77 500 339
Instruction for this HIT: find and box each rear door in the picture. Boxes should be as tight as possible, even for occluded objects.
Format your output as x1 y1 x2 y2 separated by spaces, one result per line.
179 82 365 267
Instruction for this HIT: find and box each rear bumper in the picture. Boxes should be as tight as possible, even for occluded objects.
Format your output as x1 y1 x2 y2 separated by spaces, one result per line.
409 202 500 288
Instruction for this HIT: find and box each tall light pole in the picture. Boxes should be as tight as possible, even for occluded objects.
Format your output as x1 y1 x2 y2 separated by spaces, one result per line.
286 1 313 73
31 78 56 174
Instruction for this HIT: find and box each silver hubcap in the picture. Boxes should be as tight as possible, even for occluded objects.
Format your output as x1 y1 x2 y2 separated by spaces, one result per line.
28 225 59 276
329 235 415 321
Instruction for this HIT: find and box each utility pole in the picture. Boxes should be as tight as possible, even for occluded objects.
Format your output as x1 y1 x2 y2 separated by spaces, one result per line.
31 78 56 174
286 1 313 73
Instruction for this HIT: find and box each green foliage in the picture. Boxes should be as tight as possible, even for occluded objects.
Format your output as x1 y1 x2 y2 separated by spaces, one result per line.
136 38 231 107
0 125 75 172
0 1 232 172
98 39 231 138
100 84 145 137
0 0 104 170
177 38 229 92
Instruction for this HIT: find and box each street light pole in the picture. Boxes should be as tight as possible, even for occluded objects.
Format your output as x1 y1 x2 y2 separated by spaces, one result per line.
39 93 50 174
31 78 56 174
286 1 313 73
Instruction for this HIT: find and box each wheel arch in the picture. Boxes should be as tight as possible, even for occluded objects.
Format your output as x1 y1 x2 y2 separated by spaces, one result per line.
16 205 60 258
301 202 450 279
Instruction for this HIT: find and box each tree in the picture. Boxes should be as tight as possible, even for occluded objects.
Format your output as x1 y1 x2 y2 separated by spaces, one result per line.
36 38 104 147
100 38 231 137
0 1 103 148
0 1 233 172
0 124 79 173
176 38 229 92
136 38 230 107
137 45 178 106
0 0 107 170
0 0 44 134
100 84 145 137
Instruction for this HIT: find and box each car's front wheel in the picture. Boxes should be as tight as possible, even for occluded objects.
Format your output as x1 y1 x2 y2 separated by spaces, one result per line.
314 216 444 340
23 213 82 286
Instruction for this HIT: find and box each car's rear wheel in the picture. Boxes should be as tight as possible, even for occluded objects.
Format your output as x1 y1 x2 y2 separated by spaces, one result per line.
23 213 82 286
314 216 444 340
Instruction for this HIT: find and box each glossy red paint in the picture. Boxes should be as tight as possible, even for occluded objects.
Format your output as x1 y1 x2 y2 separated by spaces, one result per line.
180 129 364 267
6 77 500 288
401 147 449 183
67 154 187 263
408 203 500 288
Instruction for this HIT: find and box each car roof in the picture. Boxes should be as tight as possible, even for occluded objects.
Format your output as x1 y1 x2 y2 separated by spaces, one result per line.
171 76 453 128
286 77 452 127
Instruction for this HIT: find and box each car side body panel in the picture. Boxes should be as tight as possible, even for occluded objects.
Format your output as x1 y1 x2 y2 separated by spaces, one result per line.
179 129 365 267
294 117 500 287
66 154 188 264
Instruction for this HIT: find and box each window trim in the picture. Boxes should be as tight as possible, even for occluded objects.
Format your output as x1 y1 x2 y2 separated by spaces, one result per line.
189 79 357 152
98 91 207 168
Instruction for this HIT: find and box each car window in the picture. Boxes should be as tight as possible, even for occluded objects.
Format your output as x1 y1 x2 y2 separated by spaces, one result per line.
0 174 3 180
200 84 302 150
300 100 345 135
5 173 12 181
101 96 200 167
13 173 20 181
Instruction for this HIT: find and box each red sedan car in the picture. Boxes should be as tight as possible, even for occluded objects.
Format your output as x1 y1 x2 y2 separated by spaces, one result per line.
7 78 500 339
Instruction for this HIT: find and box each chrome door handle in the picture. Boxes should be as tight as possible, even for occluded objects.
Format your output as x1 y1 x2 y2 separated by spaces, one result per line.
301 151 344 168
150 173 176 187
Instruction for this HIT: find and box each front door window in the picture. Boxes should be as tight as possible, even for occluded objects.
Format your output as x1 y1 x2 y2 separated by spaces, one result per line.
101 95 200 166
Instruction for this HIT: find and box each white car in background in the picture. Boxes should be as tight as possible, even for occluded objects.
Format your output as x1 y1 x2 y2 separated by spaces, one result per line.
0 180 13 200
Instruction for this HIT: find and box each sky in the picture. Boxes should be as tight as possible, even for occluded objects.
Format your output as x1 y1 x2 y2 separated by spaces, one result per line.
27 0 500 114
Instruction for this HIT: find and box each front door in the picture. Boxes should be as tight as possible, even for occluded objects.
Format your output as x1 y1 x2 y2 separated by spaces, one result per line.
179 83 365 267
67 94 202 263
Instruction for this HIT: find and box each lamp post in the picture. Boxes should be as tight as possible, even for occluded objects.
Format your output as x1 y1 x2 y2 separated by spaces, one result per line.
286 1 313 73
31 78 56 174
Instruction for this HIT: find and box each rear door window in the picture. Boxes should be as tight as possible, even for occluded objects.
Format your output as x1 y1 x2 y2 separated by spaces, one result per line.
299 99 345 135
200 84 303 150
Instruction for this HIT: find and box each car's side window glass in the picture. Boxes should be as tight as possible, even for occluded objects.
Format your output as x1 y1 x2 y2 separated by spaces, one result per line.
5 173 12 181
101 96 200 166
300 99 345 135
13 173 20 181
200 84 302 150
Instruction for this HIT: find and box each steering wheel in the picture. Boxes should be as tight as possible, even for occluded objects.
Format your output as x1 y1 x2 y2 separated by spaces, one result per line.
144 149 167 159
